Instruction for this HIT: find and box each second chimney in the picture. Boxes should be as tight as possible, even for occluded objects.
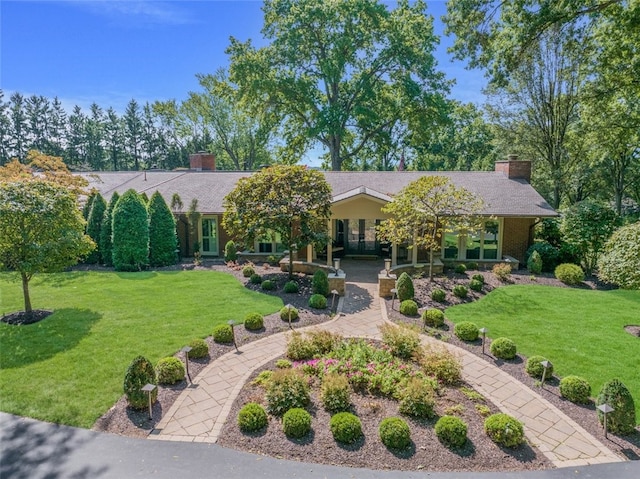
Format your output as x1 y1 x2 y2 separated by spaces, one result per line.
495 154 531 182
189 152 216 171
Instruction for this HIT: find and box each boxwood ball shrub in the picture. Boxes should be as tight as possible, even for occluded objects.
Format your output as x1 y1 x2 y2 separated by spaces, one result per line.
309 293 327 309
244 312 264 331
238 403 268 433
525 355 553 379
188 338 209 358
471 273 484 283
596 379 636 435
431 288 446 302
213 324 234 344
265 369 310 416
435 415 468 448
490 337 517 360
454 321 479 341
469 279 483 292
422 309 445 328
555 263 584 285
559 376 591 404
455 264 467 274
484 413 524 448
399 299 419 316
312 269 329 296
379 417 411 450
321 373 351 413
155 357 185 385
261 279 275 290
452 285 468 298
330 412 363 444
242 265 255 277
396 272 414 301
284 280 299 293
249 273 262 284
280 305 299 321
123 356 157 410
282 408 312 438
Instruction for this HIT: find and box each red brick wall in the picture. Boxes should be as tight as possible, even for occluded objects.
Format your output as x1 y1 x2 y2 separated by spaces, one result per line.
502 218 535 264
495 159 531 182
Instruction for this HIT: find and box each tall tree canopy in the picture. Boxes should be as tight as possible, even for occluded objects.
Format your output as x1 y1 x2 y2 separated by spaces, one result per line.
225 0 449 171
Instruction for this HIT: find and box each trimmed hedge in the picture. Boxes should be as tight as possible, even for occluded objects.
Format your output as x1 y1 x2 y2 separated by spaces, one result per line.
454 321 479 341
330 412 363 444
379 417 411 450
484 413 524 447
282 408 312 438
435 415 468 448
559 376 591 404
490 337 517 360
155 357 185 385
238 403 268 432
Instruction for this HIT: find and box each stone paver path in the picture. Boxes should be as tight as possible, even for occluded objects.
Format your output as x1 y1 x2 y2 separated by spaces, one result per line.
151 267 622 469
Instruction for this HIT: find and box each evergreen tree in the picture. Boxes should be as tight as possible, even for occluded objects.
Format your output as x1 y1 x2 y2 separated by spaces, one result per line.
85 193 106 264
148 191 178 267
100 191 119 266
112 189 149 271
83 189 98 220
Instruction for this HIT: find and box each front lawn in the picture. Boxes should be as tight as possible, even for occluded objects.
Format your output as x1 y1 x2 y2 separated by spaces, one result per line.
445 285 640 423
0 270 283 428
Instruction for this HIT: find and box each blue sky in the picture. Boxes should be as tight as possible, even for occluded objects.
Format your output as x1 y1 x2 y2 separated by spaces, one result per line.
1 0 487 114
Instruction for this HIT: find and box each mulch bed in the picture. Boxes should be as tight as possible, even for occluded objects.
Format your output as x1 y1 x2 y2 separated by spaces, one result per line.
1 309 53 325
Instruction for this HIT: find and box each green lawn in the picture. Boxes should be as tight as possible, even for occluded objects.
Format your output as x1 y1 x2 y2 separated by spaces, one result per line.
0 270 283 428
446 285 640 423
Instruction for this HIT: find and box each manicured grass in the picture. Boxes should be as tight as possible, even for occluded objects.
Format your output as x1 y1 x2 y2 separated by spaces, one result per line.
0 271 283 428
446 285 640 423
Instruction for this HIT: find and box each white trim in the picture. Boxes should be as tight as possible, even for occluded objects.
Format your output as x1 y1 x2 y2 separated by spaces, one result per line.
199 215 219 256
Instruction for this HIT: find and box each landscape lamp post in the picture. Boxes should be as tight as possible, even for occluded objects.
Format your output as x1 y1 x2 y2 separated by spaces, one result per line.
384 258 392 277
181 345 192 384
597 404 614 439
330 289 339 311
141 383 157 420
285 304 294 330
390 288 398 310
228 320 238 352
333 258 341 276
479 327 488 355
540 360 552 388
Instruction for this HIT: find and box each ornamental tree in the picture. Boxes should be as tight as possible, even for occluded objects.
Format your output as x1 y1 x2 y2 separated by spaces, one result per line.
148 191 178 267
0 180 94 314
377 176 485 280
223 165 332 279
112 189 149 271
597 222 640 290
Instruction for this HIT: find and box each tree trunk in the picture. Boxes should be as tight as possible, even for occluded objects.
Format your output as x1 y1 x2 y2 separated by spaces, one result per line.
21 272 32 313
329 135 342 171
429 247 434 282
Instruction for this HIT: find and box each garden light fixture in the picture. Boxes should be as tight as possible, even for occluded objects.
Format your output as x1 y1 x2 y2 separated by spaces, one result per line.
141 383 157 420
228 320 238 352
597 403 614 438
285 304 294 330
330 289 339 311
384 258 392 277
540 360 552 388
181 346 192 384
390 288 398 310
479 327 488 355
333 258 341 276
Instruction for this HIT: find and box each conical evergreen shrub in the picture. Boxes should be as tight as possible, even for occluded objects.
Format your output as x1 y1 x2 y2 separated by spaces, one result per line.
148 191 178 267
396 272 414 301
112 189 149 271
312 269 329 296
123 356 157 409
100 192 119 266
85 193 106 264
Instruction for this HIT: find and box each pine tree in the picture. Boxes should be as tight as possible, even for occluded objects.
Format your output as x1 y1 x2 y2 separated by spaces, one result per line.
148 191 177 267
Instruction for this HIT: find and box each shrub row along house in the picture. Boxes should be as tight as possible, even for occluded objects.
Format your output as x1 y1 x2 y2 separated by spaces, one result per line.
82 153 556 269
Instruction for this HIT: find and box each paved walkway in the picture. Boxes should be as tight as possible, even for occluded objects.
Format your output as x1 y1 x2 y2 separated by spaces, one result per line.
151 261 623 469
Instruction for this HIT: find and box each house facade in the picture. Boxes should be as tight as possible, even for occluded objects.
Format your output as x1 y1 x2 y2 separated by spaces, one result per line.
82 154 556 268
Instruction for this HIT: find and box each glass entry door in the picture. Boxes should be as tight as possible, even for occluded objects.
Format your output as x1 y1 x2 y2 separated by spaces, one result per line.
344 219 380 254
201 217 218 256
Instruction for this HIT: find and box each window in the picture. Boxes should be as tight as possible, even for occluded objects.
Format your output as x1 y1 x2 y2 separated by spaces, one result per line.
442 220 501 261
257 231 285 253
200 217 218 255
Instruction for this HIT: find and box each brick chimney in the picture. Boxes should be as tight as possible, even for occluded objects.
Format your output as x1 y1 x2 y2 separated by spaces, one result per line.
495 154 531 182
189 152 216 171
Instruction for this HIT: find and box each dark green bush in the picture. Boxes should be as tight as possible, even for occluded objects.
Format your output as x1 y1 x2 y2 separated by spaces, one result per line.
224 240 237 262
330 412 363 444
396 272 414 301
238 403 268 432
435 415 468 448
398 377 436 419
265 369 310 416
213 324 234 343
452 285 468 298
559 376 591 404
266 254 280 265
284 280 299 293
85 193 106 264
469 279 483 292
527 250 543 275
244 313 264 331
261 279 275 290
455 264 467 274
399 299 418 316
282 408 312 438
490 337 517 360
155 357 185 385
250 273 262 284
431 288 446 302
379 417 411 450
123 356 157 410
99 192 119 266
484 413 524 447
280 305 299 321
242 265 255 277
471 273 484 283
309 293 327 309
596 379 636 435
312 269 329 296
188 338 209 358
422 309 445 328
454 321 479 341
321 373 351 413
112 189 149 272
526 241 560 272
525 355 553 380
555 263 584 285
148 191 178 267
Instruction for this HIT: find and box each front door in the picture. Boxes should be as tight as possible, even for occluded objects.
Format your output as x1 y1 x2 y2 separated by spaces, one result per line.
201 217 218 256
344 219 380 255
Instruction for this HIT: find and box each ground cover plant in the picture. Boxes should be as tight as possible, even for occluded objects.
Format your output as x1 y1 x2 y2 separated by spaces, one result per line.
0 270 283 427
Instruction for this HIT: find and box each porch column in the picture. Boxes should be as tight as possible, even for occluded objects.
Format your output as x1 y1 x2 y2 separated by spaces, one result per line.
412 231 418 265
391 241 398 267
306 244 313 263
327 219 333 266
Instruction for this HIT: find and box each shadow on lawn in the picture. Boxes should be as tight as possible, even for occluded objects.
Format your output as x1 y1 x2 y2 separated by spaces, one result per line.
0 309 101 369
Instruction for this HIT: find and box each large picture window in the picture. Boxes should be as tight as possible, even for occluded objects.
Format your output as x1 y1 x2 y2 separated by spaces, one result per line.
442 220 501 261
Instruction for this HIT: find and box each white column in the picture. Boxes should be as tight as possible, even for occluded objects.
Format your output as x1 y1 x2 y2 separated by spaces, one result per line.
327 219 333 266
306 244 313 263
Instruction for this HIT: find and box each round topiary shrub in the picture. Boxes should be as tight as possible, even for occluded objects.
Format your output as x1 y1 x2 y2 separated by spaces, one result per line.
398 377 436 419
467 261 479 270
242 265 255 277
321 373 351 413
484 413 524 447
454 321 479 341
596 379 636 435
452 285 468 298
435 415 468 448
559 376 591 404
422 309 445 328
224 240 237 262
123 356 157 410
155 357 185 385
250 273 262 284
309 293 327 309
312 269 329 296
399 299 418 316
265 369 310 416
282 408 312 438
280 305 299 321
330 412 363 444
490 337 517 360
554 263 584 285
284 280 299 294
469 279 483 292
379 417 411 450
213 324 234 344
471 273 484 283
238 402 268 433
244 313 264 331
525 355 553 380
188 338 209 358
455 264 467 274
431 288 446 302
261 279 275 290
396 272 414 301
